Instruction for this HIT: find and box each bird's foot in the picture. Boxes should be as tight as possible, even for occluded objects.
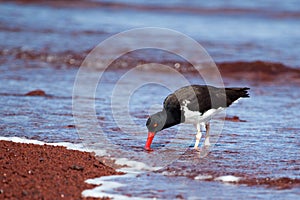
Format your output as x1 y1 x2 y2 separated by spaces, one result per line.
204 138 211 146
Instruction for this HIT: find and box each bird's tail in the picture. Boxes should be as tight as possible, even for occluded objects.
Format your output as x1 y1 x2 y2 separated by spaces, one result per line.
225 87 250 106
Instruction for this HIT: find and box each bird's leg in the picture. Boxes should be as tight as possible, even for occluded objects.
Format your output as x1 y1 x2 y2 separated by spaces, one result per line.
204 122 211 146
194 123 202 150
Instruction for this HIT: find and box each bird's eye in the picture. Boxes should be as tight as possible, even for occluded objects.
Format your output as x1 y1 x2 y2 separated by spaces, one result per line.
153 123 158 127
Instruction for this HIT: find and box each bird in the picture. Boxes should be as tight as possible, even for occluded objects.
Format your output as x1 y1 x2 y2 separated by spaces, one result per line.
145 85 249 151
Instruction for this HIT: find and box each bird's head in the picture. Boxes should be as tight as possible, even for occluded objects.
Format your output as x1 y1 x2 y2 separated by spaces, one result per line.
145 111 166 151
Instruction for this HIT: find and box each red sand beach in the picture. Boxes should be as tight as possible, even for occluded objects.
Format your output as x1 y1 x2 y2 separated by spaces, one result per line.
0 140 121 200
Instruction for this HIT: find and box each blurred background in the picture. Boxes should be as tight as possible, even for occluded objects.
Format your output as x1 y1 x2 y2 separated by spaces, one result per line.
1 0 299 67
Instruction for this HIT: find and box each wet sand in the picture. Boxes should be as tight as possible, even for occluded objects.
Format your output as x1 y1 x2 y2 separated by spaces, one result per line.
0 140 120 200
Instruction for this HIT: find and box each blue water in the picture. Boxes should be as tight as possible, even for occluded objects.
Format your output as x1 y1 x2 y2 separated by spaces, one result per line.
1 1 300 199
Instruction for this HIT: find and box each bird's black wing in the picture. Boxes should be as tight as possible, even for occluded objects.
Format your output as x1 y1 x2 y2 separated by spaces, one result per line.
180 85 216 114
163 85 249 116
163 85 213 114
187 85 250 111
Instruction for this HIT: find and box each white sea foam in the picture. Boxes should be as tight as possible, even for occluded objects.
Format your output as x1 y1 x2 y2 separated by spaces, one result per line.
115 157 161 172
0 136 46 145
50 142 91 152
81 157 161 199
93 149 107 156
0 136 90 152
214 175 241 182
161 170 177 176
83 173 153 200
194 174 213 180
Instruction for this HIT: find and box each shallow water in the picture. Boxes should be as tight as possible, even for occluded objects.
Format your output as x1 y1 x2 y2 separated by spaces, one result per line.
1 65 300 198
1 1 300 199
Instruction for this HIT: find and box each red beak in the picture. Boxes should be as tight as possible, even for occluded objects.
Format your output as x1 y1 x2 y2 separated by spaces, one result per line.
145 132 155 151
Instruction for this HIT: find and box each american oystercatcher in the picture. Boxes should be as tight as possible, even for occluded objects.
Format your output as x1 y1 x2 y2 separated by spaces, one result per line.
145 85 249 150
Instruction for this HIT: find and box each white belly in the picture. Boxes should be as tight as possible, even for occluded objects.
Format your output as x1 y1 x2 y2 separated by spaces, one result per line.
182 105 224 124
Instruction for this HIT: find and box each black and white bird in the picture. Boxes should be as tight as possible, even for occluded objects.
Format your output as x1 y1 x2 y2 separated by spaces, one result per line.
145 85 250 151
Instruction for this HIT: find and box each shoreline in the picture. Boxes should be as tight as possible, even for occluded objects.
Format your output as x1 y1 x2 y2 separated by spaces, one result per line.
1 137 299 199
0 139 121 200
